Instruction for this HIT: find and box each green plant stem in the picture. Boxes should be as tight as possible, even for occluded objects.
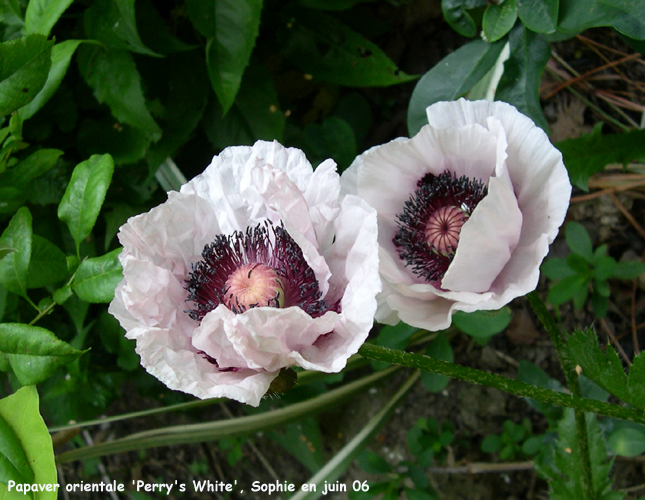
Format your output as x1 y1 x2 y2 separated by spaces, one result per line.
526 292 593 499
357 343 645 425
55 367 398 463
29 301 56 326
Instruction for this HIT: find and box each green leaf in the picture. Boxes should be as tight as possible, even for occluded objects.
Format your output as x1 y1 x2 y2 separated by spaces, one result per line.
565 328 645 410
281 10 416 88
555 125 645 191
495 23 550 132
407 39 505 136
0 412 34 485
517 360 564 423
196 0 263 113
611 260 645 280
83 0 161 57
298 0 374 9
482 0 517 42
534 410 619 500
72 248 122 303
452 307 512 339
370 322 416 371
541 257 576 280
268 418 325 473
547 273 589 307
421 333 453 393
25 0 73 37
57 154 115 255
288 372 420 500
19 40 84 120
146 51 209 171
0 323 85 385
136 0 196 55
0 245 15 261
481 434 502 453
441 0 487 38
593 255 617 281
0 148 62 189
77 46 162 141
0 207 32 299
0 35 54 117
203 64 285 150
516 0 558 34
565 222 593 261
0 386 56 500
356 450 393 475
27 235 67 289
304 116 356 171
558 0 645 40
607 428 645 457
77 118 150 166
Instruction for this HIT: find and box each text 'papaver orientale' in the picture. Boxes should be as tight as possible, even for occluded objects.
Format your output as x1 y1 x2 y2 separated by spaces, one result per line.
341 99 571 331
109 141 380 406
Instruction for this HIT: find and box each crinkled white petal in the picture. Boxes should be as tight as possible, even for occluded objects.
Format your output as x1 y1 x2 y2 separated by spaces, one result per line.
343 99 571 331
127 326 277 406
110 140 380 406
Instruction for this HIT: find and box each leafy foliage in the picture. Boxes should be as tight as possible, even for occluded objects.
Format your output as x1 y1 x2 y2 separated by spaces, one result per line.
543 222 645 317
534 410 624 500
564 328 645 410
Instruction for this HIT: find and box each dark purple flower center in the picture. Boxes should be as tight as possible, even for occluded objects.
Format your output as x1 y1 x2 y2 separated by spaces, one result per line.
185 221 334 320
393 171 488 283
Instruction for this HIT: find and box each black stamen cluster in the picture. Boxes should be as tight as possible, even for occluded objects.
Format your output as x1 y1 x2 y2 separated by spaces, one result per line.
185 221 336 321
393 170 488 283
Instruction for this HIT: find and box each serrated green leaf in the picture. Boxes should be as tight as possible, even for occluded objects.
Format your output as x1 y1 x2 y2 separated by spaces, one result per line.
534 410 620 500
0 323 84 385
77 46 162 141
516 0 557 34
482 0 517 42
407 38 505 136
197 0 263 113
495 23 550 132
83 0 161 57
203 64 285 150
0 411 34 485
565 222 593 260
565 328 645 410
0 148 62 189
281 10 416 88
421 333 453 393
0 207 32 299
452 307 512 339
0 245 16 261
72 248 122 303
27 235 67 289
556 125 645 191
0 386 57 499
57 154 114 255
25 0 73 37
441 0 487 38
607 428 645 457
611 260 645 280
19 40 84 120
0 35 54 117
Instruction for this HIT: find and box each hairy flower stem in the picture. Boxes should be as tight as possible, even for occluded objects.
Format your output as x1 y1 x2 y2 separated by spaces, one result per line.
526 291 593 500
357 343 645 426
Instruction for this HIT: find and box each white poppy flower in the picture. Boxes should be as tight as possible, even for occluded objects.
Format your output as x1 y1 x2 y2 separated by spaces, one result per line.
109 141 380 406
341 99 571 331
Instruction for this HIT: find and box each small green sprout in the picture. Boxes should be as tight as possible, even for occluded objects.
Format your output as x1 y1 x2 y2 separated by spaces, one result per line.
542 221 645 317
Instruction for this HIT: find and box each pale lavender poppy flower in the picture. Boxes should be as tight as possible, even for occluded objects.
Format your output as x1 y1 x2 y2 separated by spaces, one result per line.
109 141 380 406
341 99 571 331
